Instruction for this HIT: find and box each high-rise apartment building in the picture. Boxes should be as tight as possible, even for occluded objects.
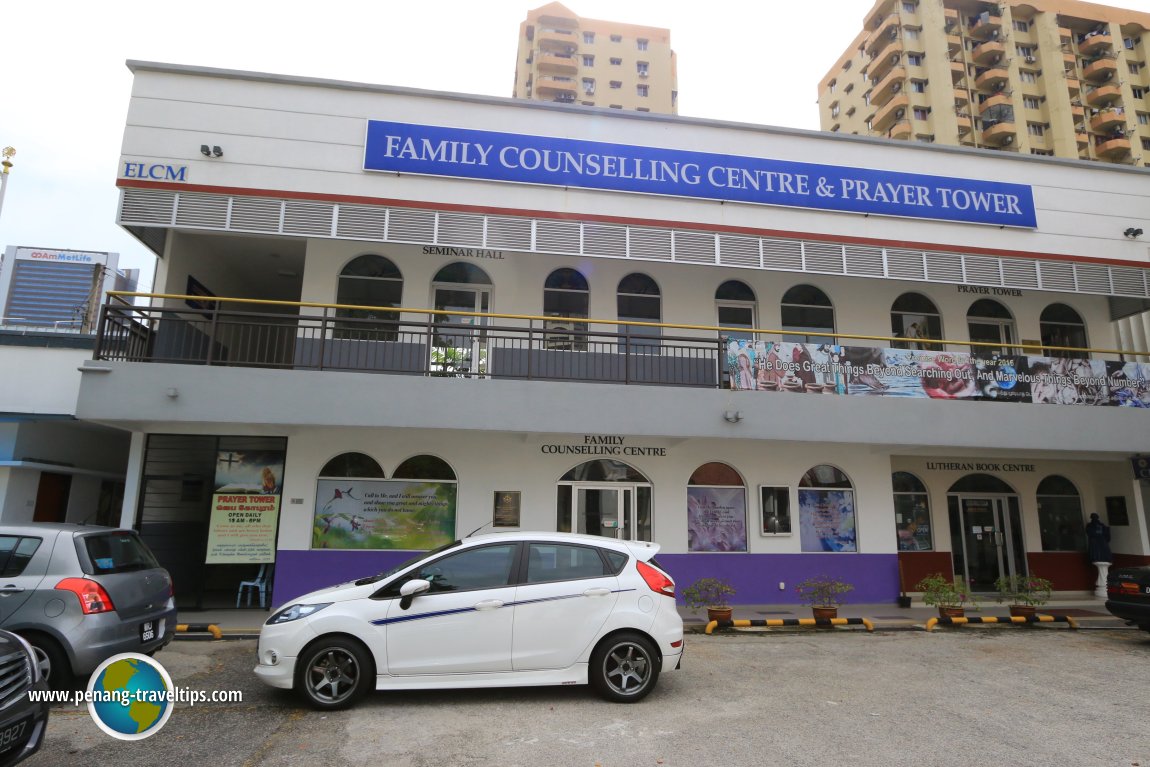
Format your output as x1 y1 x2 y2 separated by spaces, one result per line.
513 2 677 113
819 0 1150 165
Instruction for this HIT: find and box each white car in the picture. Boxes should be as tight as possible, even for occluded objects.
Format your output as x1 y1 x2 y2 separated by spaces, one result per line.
254 532 683 709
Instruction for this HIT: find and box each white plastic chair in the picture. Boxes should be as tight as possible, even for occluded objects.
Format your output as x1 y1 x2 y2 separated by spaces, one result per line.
236 564 272 608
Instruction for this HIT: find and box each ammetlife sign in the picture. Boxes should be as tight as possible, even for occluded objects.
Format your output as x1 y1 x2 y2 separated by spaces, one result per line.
15 247 109 265
364 121 1037 228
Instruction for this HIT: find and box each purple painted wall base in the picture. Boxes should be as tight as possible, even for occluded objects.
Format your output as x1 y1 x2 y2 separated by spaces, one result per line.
271 549 413 608
271 549 900 609
657 554 900 606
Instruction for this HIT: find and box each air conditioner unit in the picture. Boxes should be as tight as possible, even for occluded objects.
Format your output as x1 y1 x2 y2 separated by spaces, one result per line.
991 55 1001 64
892 53 900 64
1025 56 1037 63
993 82 1005 91
896 108 906 118
892 82 902 92
890 27 899 39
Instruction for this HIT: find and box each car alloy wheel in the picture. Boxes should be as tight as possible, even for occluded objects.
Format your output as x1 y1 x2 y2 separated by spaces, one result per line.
298 638 372 710
590 632 660 703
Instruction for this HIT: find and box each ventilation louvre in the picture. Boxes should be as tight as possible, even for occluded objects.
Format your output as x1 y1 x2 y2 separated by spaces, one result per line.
761 239 804 271
436 213 484 246
628 228 673 261
485 217 533 250
388 209 435 243
584 224 628 257
1001 259 1039 289
230 198 282 232
120 189 175 225
886 249 927 280
1038 261 1076 292
336 206 388 240
963 255 1002 286
924 252 964 283
175 194 228 229
844 246 885 276
536 220 581 254
804 242 845 274
284 201 334 236
1075 263 1112 295
718 236 760 268
673 232 716 264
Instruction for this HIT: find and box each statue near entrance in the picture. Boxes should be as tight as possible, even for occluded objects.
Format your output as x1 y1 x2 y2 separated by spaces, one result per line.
1085 512 1112 598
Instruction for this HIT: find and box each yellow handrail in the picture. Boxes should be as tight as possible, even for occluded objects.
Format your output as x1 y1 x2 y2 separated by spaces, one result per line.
104 291 1141 358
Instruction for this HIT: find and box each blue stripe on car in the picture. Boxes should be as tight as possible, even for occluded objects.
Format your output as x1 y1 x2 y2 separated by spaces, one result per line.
369 588 635 626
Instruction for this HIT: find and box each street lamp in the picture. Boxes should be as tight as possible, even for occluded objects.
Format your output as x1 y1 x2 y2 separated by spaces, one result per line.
0 147 14 223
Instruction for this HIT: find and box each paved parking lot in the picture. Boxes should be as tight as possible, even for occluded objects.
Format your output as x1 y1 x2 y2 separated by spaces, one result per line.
27 627 1150 767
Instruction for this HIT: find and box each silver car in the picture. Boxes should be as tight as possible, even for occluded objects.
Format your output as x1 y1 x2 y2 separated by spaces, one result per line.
0 524 177 689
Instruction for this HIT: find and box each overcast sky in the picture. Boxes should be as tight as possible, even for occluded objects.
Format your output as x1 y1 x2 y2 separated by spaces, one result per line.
3 0 1150 285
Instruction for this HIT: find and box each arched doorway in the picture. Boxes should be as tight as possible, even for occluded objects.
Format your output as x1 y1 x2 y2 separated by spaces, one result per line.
556 460 652 541
431 262 492 376
946 473 1026 590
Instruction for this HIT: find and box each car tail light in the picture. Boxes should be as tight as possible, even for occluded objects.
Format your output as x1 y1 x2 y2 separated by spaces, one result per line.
56 578 116 614
636 560 675 598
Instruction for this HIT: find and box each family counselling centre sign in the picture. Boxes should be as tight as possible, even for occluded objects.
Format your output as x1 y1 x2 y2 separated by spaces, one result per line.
363 121 1036 228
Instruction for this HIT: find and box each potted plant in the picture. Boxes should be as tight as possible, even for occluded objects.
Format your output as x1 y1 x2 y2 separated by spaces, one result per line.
681 577 737 623
915 572 979 618
994 574 1053 618
794 574 854 620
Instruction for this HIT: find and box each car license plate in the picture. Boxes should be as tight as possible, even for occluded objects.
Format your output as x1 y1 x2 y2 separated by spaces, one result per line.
0 718 28 754
140 621 155 643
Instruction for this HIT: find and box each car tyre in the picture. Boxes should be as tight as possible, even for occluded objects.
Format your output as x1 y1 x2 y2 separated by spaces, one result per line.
590 632 660 703
296 637 373 711
24 634 74 691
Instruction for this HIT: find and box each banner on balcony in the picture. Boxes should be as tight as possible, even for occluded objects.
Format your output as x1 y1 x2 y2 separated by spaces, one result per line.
205 450 284 564
364 121 1037 228
726 339 1150 407
312 479 456 550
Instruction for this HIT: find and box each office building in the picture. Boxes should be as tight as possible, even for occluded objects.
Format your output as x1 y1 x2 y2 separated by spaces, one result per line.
0 246 137 330
513 2 677 113
88 60 1149 611
819 0 1150 165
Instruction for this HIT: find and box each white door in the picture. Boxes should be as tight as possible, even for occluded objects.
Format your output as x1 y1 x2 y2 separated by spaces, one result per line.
432 286 491 376
575 486 635 540
382 543 516 675
512 541 620 671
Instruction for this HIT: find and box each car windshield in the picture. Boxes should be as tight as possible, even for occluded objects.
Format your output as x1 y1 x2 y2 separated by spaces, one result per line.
353 540 461 586
83 532 161 575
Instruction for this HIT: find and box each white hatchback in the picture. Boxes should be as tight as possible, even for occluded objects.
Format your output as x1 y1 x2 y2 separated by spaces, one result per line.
254 532 683 709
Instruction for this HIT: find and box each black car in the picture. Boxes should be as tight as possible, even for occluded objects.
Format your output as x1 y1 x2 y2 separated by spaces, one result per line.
1105 566 1150 631
0 630 48 766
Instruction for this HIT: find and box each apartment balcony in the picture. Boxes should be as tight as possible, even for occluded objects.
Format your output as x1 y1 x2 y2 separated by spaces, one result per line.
888 119 912 140
536 52 578 74
975 68 1010 91
944 8 959 29
981 120 1017 146
1085 84 1122 106
872 93 909 132
535 76 578 98
972 40 1006 66
969 13 1002 40
1076 128 1090 146
1090 107 1126 132
951 61 966 84
978 93 1011 114
869 50 902 83
1065 71 1081 95
538 29 578 53
1094 134 1131 158
537 9 578 28
947 33 962 55
870 66 907 107
1078 31 1113 56
953 88 970 106
867 16 901 58
1082 56 1118 83
956 112 973 134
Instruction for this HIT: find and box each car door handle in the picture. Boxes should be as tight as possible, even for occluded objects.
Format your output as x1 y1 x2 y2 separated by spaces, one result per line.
0 586 24 595
583 588 612 597
473 599 504 611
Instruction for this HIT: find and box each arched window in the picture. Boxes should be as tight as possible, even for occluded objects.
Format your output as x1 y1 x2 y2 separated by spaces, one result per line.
892 471 933 550
781 285 835 344
687 462 748 552
336 255 403 339
1040 303 1087 357
617 273 661 347
432 263 492 285
798 465 856 552
319 452 385 478
394 455 457 480
966 299 1016 357
544 268 589 351
1036 474 1086 552
890 293 942 350
716 280 757 339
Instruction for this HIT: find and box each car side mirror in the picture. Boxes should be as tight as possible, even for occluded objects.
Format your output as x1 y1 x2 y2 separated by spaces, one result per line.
399 578 431 610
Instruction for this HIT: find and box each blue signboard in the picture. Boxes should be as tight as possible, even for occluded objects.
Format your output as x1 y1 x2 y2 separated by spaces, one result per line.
364 121 1037 228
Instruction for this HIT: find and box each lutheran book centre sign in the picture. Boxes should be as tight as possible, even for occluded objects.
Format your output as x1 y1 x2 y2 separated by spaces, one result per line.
363 121 1036 228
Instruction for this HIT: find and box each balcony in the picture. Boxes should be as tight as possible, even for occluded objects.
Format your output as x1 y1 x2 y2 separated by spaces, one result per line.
867 16 901 58
872 93 909 132
1082 56 1118 83
535 76 577 97
870 66 907 107
869 50 902 83
538 28 578 53
953 88 970 106
978 93 1011 114
968 13 1002 40
956 111 973 134
888 119 913 140
1078 30 1113 55
1095 134 1131 158
981 120 1017 146
972 40 1006 66
1091 107 1126 132
536 52 578 74
951 61 967 84
1085 84 1122 106
975 68 1010 91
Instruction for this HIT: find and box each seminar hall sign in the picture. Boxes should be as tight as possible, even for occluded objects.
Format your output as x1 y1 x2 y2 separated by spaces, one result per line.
363 121 1037 228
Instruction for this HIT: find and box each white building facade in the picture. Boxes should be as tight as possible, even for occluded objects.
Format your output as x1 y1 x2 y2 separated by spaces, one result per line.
82 61 1150 609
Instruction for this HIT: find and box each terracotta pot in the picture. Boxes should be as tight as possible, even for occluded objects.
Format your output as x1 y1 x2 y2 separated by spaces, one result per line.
707 607 733 623
812 606 838 621
938 606 965 619
1009 604 1037 619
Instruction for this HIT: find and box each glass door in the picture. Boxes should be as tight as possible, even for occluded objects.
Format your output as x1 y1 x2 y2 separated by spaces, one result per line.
575 486 635 540
432 287 490 376
957 496 1024 591
968 320 1016 357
